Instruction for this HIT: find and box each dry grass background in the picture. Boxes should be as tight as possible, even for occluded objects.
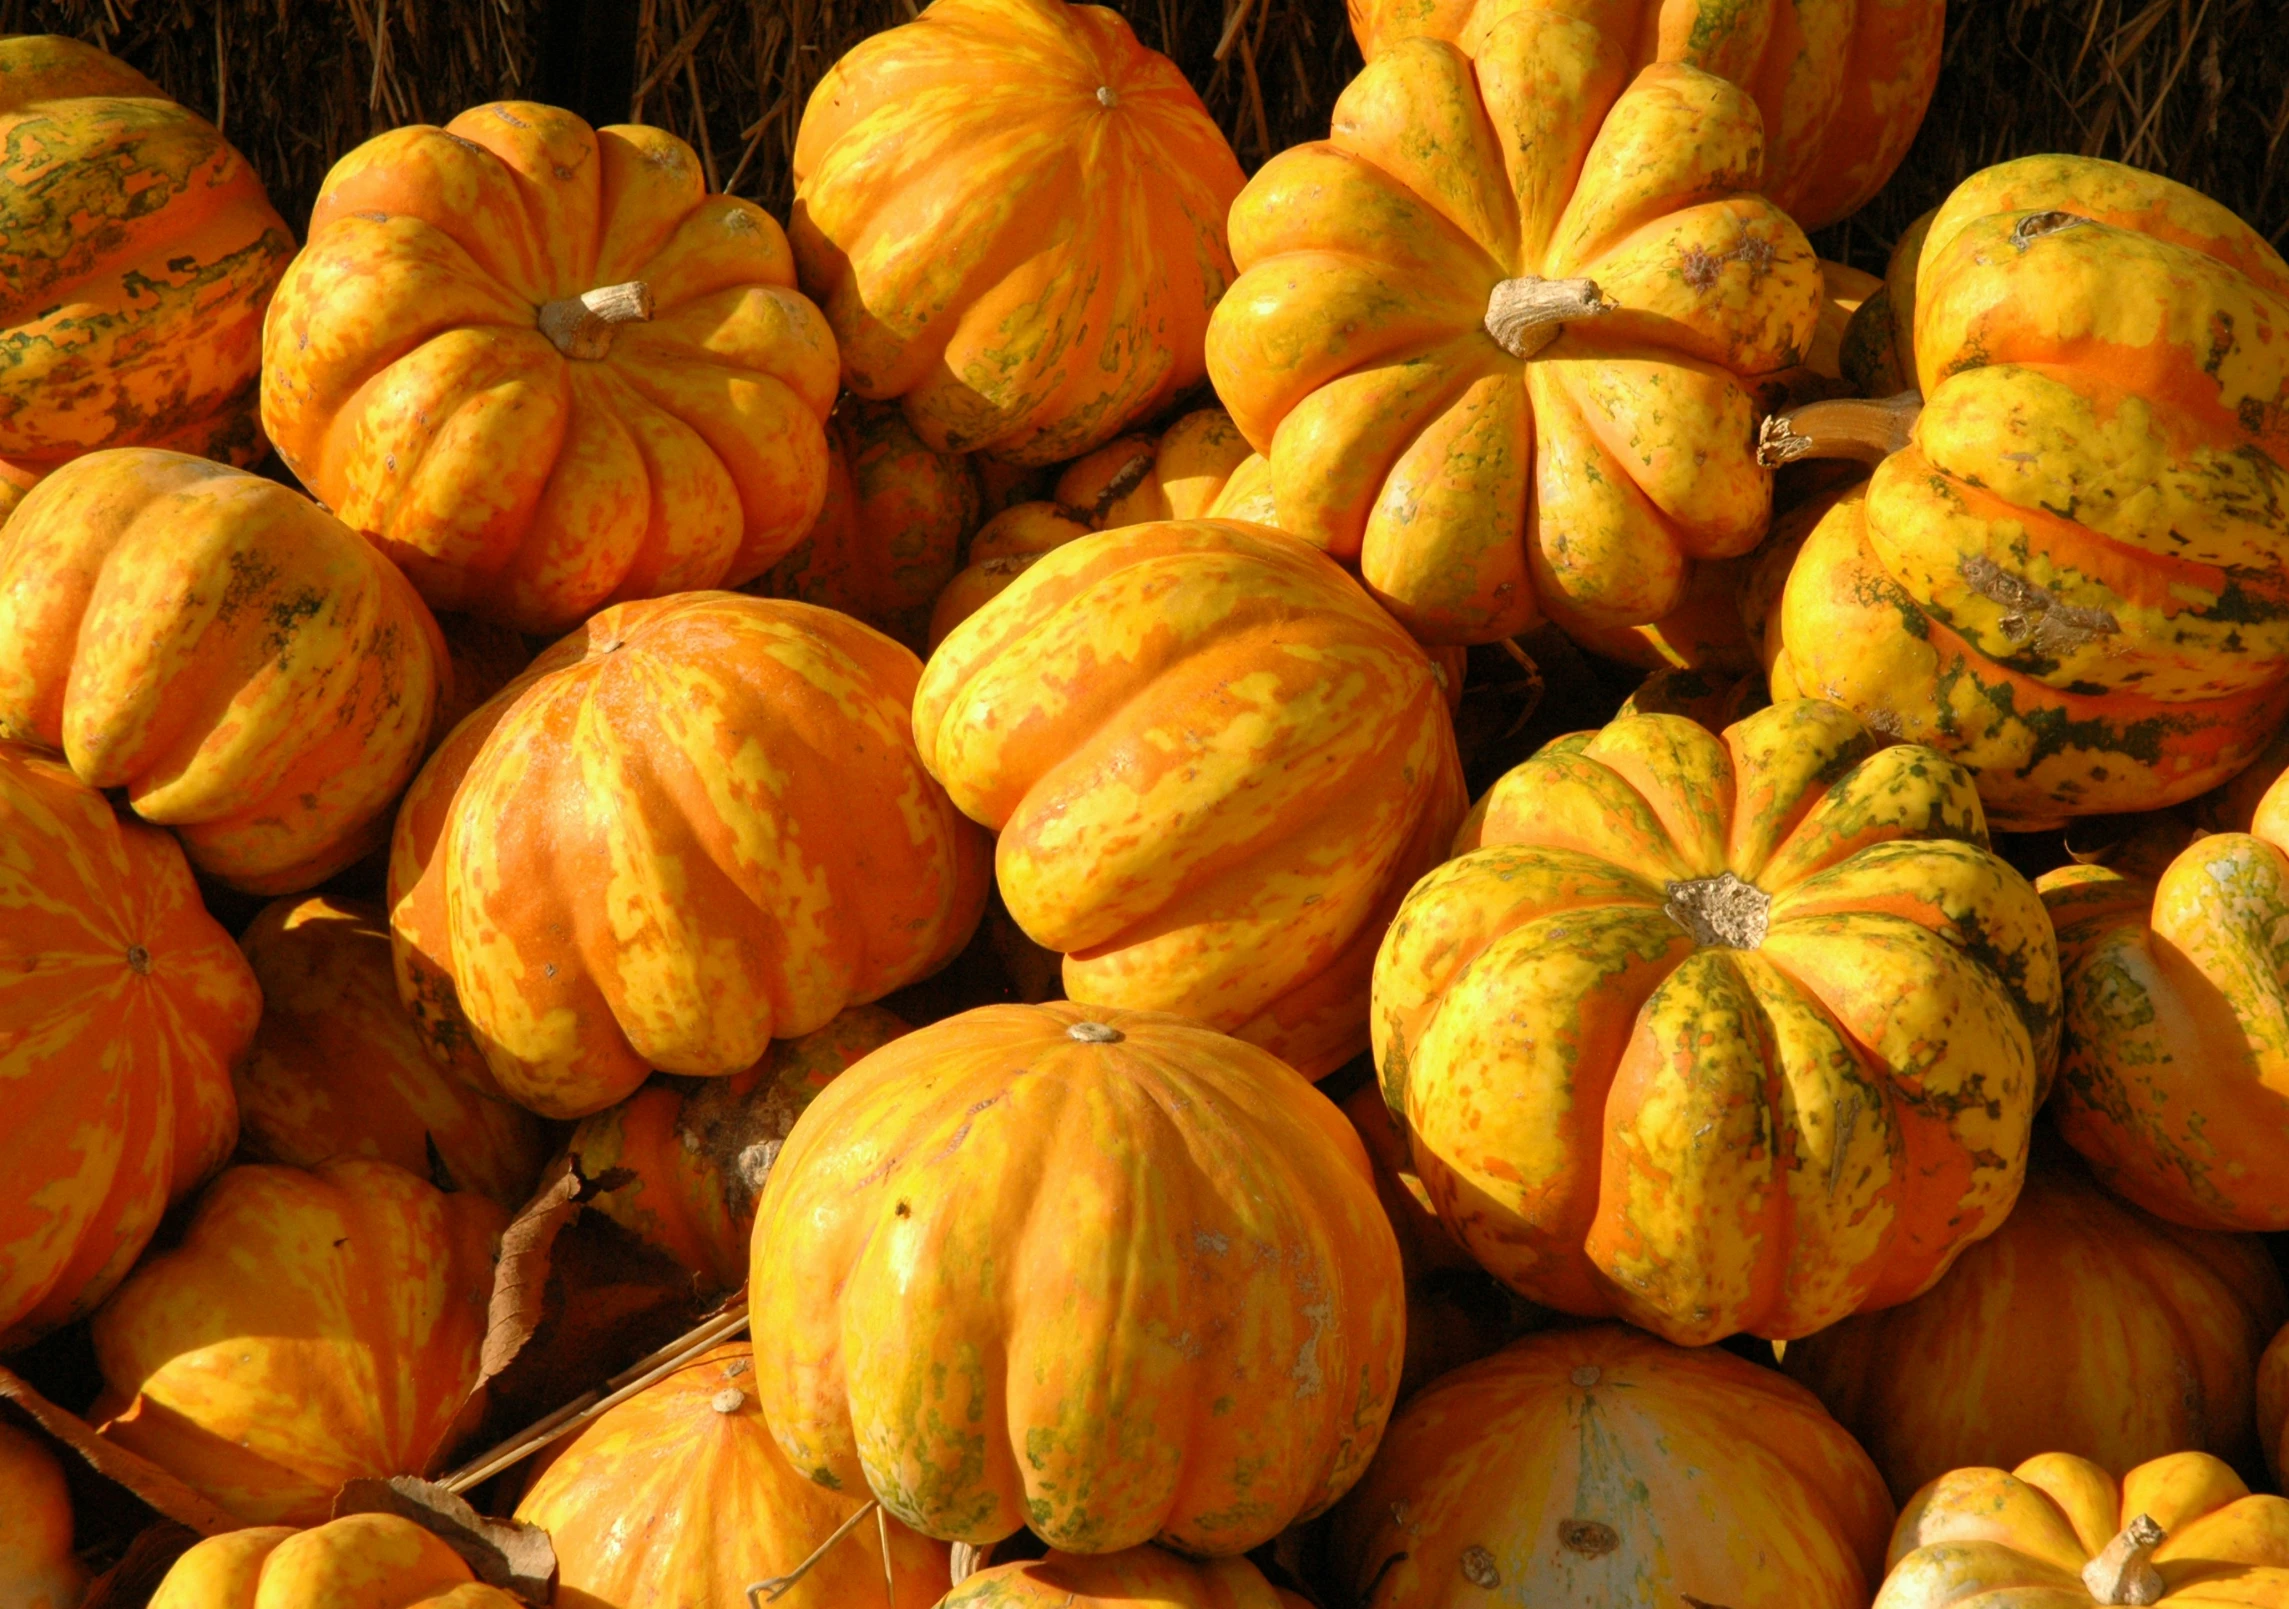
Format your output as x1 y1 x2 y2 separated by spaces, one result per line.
0 0 2283 268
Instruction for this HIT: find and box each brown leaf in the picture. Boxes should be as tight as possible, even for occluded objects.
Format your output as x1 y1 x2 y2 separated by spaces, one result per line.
335 1475 556 1604
80 1522 202 1609
0 1361 239 1535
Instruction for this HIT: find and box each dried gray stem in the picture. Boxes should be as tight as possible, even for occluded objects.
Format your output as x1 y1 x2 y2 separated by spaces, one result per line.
2081 1513 2167 1605
1663 872 1770 950
1958 554 2120 654
537 280 654 360
1483 275 1615 360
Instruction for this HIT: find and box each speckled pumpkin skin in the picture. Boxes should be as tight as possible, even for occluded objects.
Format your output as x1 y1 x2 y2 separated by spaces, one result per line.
0 449 448 893
1785 1153 2287 1504
91 1159 504 1526
915 520 1468 1076
1205 15 1821 647
792 0 1243 465
1373 699 2060 1344
149 1515 519 1609
943 1548 1291 1608
0 35 291 482
389 592 990 1119
1772 156 2289 828
517 1343 950 1609
0 1420 83 1609
748 1002 1406 1556
1328 1325 1893 1608
0 744 255 1352
1875 1451 2289 1607
262 103 839 636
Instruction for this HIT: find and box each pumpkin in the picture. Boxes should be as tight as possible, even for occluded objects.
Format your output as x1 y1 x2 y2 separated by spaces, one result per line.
1765 156 2289 828
791 0 1244 466
925 502 1095 651
750 395 983 651
149 1515 518 1609
1783 1148 2287 1504
91 1159 504 1525
1204 17 1822 647
0 35 291 485
0 1420 82 1609
1373 698 2060 1344
1327 1324 1893 1608
235 896 549 1209
1874 1451 2289 1607
1341 1 1940 232
565 1005 909 1289
261 104 838 637
390 591 990 1119
915 520 1468 1076
2259 1323 2289 1492
516 1342 949 1609
0 743 255 1352
0 450 447 893
941 1548 1291 1608
749 1002 1405 1555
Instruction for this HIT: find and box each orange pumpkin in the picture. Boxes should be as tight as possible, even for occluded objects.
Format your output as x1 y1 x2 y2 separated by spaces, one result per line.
1784 1150 2287 1504
749 1003 1406 1556
0 35 291 486
0 449 448 893
0 742 255 1352
390 592 990 1119
149 1515 519 1609
565 1005 908 1289
235 896 549 1210
1327 1325 1894 1607
262 104 838 636
943 1548 1292 1607
791 0 1244 465
517 1343 950 1608
915 520 1468 1076
92 1159 504 1525
0 1420 82 1609
926 502 1095 651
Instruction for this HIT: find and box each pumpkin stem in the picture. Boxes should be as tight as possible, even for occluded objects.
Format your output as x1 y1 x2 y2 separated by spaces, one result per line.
1662 872 1769 950
1484 275 1616 360
537 280 654 360
2082 1514 2167 1606
746 1499 881 1605
1756 390 1922 469
949 1540 994 1586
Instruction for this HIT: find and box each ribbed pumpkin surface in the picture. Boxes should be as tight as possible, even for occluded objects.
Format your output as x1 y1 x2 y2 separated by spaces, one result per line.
149 1516 519 1609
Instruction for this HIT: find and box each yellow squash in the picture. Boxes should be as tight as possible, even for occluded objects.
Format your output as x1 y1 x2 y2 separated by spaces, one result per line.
149 1516 519 1609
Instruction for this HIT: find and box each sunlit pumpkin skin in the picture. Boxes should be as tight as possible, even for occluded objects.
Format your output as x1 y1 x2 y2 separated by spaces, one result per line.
149 1515 519 1609
1374 699 2060 1344
1770 156 2289 828
566 1005 908 1289
0 35 292 484
0 449 447 893
1565 550 1762 676
791 0 1243 466
0 1420 83 1609
925 502 1095 650
749 1002 1406 1556
1205 18 1821 648
516 1343 949 1609
236 897 549 1210
390 592 990 1119
262 103 838 637
943 1548 1291 1608
1342 1 1940 232
91 1159 504 1526
915 520 1468 1077
751 395 983 651
1329 1325 1893 1608
1874 1451 2289 1607
1784 1151 2287 1505
0 743 255 1352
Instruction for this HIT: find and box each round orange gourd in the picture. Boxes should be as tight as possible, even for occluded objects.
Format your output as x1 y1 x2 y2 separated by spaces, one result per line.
516 1343 949 1609
261 104 838 635
942 1548 1292 1607
1204 18 1822 647
0 449 447 893
235 896 549 1210
0 1420 82 1609
390 592 989 1119
1373 699 2061 1344
149 1515 518 1609
565 1005 908 1289
915 520 1467 1076
0 35 291 484
1874 1451 2289 1607
1327 1325 1894 1608
1784 1151 2287 1504
0 743 256 1352
925 502 1095 650
791 0 1244 465
91 1159 504 1526
749 1002 1406 1556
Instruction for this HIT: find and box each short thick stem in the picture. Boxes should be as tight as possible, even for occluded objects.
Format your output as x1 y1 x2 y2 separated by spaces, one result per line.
1484 274 1615 360
2082 1514 2167 1606
1756 390 1923 469
537 280 654 360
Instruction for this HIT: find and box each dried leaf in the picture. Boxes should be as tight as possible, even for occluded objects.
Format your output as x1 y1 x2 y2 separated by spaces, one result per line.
80 1522 202 1609
334 1475 556 1604
0 1362 239 1535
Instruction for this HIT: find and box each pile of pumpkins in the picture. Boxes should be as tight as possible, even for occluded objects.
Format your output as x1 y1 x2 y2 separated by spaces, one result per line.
5 0 2289 1603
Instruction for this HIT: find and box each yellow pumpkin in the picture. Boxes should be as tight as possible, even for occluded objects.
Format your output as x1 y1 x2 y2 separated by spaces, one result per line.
942 1548 1294 1607
0 1420 82 1609
149 1515 518 1609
